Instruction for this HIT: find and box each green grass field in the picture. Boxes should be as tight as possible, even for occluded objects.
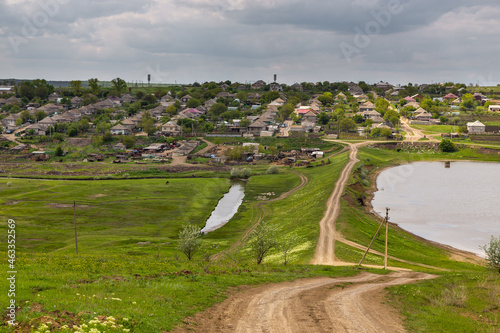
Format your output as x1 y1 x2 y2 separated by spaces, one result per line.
1 143 499 332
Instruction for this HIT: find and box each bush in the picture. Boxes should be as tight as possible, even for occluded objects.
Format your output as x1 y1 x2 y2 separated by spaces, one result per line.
52 133 64 142
55 146 64 157
230 168 252 178
439 139 458 152
266 165 279 174
483 235 500 273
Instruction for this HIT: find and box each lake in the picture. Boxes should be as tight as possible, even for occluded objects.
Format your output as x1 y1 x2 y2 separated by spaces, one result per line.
372 161 500 256
201 182 245 233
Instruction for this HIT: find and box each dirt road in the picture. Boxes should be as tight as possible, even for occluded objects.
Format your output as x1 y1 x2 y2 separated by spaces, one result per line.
401 118 439 142
312 142 362 265
174 271 436 333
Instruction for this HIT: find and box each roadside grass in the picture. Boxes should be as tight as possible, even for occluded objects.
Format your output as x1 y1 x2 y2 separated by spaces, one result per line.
388 271 500 332
0 252 370 332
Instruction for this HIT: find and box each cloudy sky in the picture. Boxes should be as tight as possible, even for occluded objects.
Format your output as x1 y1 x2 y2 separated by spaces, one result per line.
1 0 499 85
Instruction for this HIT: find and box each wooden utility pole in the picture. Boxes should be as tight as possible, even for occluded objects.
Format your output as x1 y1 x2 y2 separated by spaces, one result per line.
74 201 78 255
359 208 390 268
384 208 389 269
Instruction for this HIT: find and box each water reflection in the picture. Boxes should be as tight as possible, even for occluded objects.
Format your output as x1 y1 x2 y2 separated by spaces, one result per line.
201 182 245 233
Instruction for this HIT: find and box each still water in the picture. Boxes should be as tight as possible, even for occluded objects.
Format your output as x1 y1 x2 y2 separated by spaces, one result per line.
201 182 245 233
372 161 500 256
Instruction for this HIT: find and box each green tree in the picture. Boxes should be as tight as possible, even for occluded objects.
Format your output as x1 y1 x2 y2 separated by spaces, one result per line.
461 93 475 110
339 118 357 132
178 224 202 260
249 222 277 264
138 111 157 136
383 109 401 127
70 80 82 95
482 235 500 273
55 146 64 156
209 103 228 117
186 98 201 108
240 118 251 128
122 135 135 148
19 110 35 124
88 78 100 95
35 110 47 121
111 77 127 95
439 139 458 152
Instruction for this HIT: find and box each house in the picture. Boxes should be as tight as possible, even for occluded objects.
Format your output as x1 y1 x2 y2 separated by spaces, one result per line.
291 83 303 91
162 121 182 136
113 142 126 151
48 92 62 103
252 80 267 90
121 118 137 130
24 123 46 136
375 81 392 90
248 120 267 134
180 94 192 104
415 112 432 121
110 124 130 135
5 97 21 105
488 105 500 112
38 116 57 129
2 114 20 128
180 108 204 119
269 82 283 92
121 94 136 104
357 110 381 119
359 101 375 112
204 98 217 108
404 96 416 103
71 96 83 108
467 120 486 134
302 111 318 123
444 93 458 101
0 86 14 94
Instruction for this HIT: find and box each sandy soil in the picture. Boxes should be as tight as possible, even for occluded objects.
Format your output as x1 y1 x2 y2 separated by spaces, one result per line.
173 271 436 333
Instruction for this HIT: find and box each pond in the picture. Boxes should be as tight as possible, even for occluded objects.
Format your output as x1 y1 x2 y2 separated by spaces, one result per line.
372 161 500 256
201 182 245 233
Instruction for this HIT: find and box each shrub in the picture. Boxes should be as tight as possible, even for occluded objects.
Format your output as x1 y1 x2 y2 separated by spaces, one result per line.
266 165 279 174
230 168 252 178
55 146 63 157
178 224 202 260
483 235 500 273
439 139 458 152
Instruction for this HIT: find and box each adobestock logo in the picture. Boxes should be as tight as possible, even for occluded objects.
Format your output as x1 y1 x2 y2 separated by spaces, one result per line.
9 0 69 54
340 0 405 64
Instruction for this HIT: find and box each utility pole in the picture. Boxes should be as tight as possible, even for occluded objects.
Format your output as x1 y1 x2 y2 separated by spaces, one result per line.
384 208 389 269
74 201 78 255
359 207 390 269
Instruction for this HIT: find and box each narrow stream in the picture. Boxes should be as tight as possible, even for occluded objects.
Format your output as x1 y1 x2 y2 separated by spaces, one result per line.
201 182 245 233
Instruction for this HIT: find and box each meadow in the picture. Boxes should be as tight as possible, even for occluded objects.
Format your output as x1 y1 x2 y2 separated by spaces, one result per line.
1 143 499 332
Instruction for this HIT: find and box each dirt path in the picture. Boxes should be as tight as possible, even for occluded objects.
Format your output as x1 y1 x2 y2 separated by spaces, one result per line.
311 141 363 265
174 271 436 333
401 118 439 142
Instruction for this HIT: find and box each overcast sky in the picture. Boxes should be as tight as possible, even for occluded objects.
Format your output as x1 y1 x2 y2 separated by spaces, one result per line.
1 0 499 85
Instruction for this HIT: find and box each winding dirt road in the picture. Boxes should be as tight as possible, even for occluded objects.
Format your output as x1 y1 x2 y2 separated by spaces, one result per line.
174 271 436 333
312 141 362 265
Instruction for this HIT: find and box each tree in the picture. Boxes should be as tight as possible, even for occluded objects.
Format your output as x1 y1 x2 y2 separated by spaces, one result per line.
318 112 330 125
111 77 127 95
35 110 47 121
249 222 277 264
138 111 157 136
88 78 100 95
339 118 357 132
178 224 202 260
186 98 201 108
383 109 401 128
461 93 475 110
70 80 82 95
67 125 78 137
240 118 251 128
19 110 35 124
122 135 135 148
482 235 500 273
209 103 228 117
439 139 458 152
55 146 64 156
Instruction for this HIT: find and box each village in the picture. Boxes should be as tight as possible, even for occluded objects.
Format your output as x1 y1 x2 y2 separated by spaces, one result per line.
1 78 500 166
